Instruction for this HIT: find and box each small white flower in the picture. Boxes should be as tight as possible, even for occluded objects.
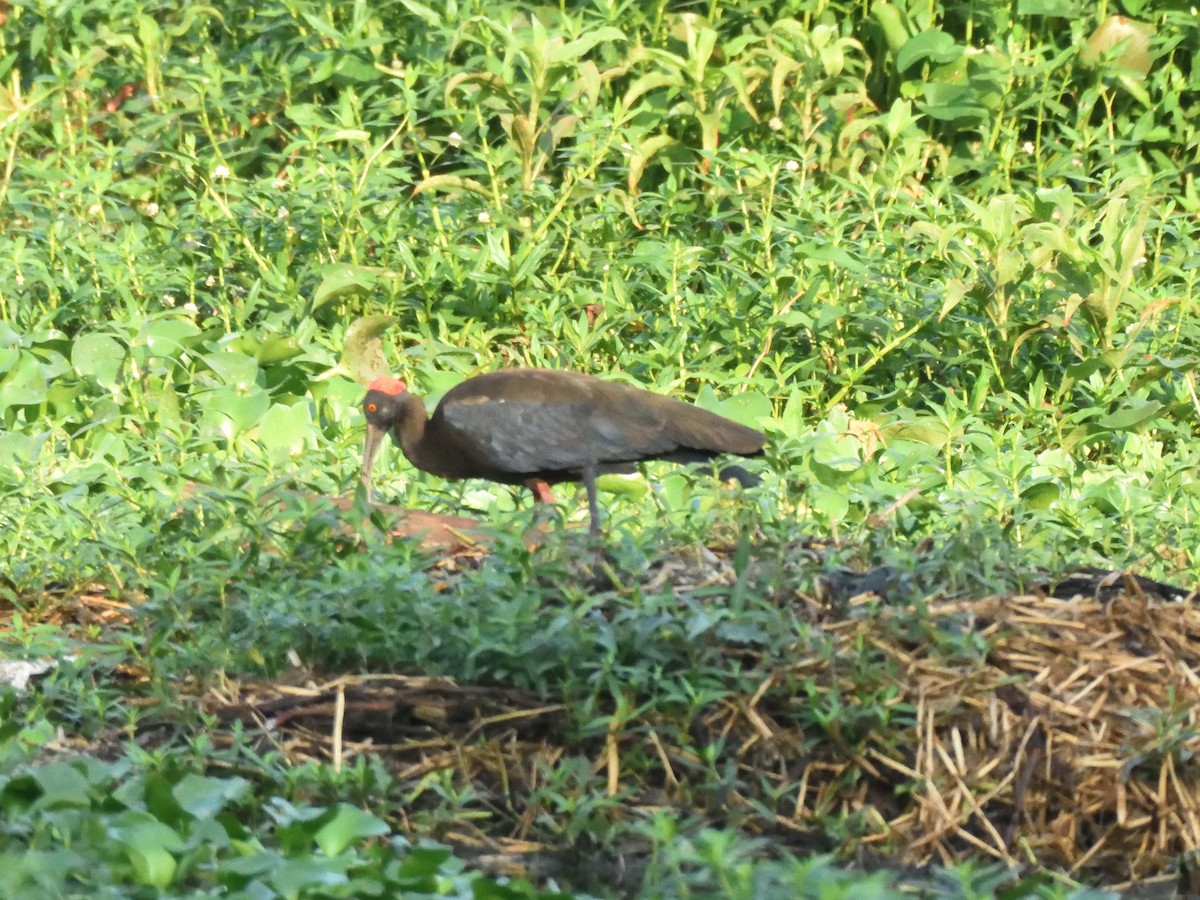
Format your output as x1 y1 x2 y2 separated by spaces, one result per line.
144 202 160 217
163 293 177 307
15 273 24 287
183 302 199 314
277 206 289 219
477 211 491 224
448 131 463 147
212 164 230 180
205 275 217 287
785 159 800 173
768 116 783 131
1023 141 1035 154
87 202 103 217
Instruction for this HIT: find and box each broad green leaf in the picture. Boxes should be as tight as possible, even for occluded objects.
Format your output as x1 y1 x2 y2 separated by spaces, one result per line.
812 488 850 521
256 403 314 460
695 385 771 427
1098 400 1163 431
551 27 624 65
0 353 47 409
204 387 271 438
285 103 335 130
597 473 647 498
72 333 125 388
716 390 773 426
116 820 182 888
313 264 388 310
313 803 390 856
139 317 201 359
0 431 48 478
269 857 351 896
883 98 919 139
173 774 251 820
203 351 259 389
0 347 20 374
31 762 92 809
1021 481 1060 510
871 3 910 52
895 29 961 72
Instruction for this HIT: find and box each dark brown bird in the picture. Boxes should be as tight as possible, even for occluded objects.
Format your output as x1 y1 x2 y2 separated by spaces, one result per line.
361 368 765 536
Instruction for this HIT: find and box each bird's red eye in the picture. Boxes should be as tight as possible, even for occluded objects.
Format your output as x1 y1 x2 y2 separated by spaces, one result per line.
366 402 378 413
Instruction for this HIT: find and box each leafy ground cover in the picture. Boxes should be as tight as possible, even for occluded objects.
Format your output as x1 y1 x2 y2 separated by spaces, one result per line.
2 0 1199 896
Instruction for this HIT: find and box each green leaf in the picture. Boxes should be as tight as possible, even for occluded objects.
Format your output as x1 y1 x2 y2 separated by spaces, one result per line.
31 762 93 809
0 352 47 410
172 774 251 820
398 0 442 27
551 27 625 65
117 819 182 888
1098 400 1163 431
285 103 335 130
72 333 125 388
200 387 271 440
1017 0 1078 14
812 488 850 521
313 803 390 856
203 351 260 390
258 335 302 365
0 347 19 374
798 241 867 274
313 264 389 310
268 856 351 896
256 403 314 460
597 473 647 498
1020 481 1059 510
139 317 202 359
871 3 911 53
895 30 961 72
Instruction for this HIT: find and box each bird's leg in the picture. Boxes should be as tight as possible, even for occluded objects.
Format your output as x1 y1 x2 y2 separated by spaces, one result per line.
581 465 602 538
525 478 556 504
523 477 559 543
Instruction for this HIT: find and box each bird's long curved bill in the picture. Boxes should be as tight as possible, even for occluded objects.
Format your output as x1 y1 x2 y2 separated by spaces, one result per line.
361 423 387 502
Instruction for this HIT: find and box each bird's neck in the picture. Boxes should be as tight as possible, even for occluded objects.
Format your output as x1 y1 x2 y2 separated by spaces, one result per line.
392 394 430 463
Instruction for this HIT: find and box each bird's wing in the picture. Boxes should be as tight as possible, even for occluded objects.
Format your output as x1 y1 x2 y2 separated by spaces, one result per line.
440 396 674 475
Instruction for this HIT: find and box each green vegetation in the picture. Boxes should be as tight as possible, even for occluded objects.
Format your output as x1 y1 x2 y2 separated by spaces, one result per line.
1 0 1197 896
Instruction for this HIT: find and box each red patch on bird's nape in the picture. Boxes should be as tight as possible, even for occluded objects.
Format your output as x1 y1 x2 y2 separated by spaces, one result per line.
368 375 407 396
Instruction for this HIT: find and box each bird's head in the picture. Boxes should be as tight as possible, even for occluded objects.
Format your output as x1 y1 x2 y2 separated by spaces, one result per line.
360 375 408 499
362 375 408 430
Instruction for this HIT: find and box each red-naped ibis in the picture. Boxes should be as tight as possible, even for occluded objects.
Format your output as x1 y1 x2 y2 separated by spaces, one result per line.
361 368 765 536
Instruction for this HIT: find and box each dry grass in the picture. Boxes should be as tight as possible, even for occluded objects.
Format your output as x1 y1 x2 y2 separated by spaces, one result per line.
187 547 1200 891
